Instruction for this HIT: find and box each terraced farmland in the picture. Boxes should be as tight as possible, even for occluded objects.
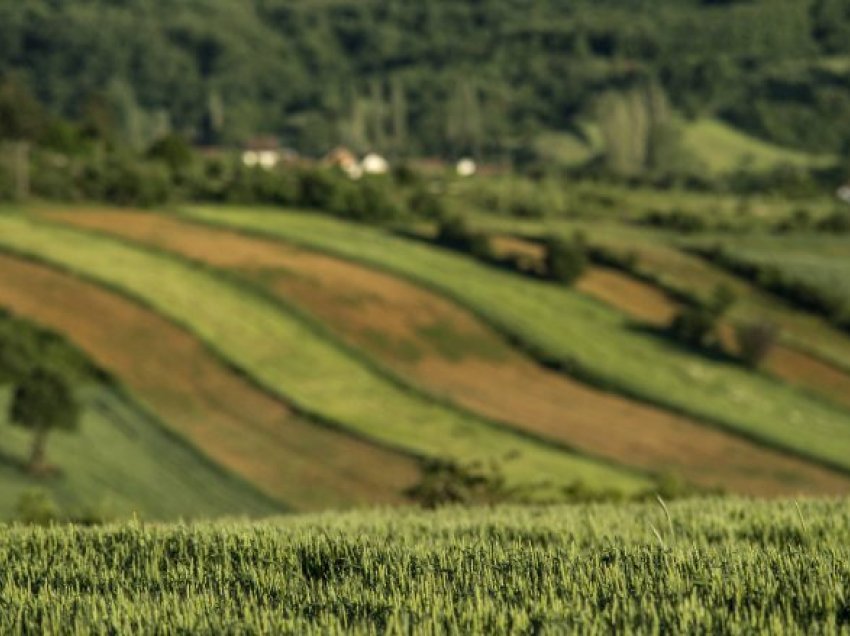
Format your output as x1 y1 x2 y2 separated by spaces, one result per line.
0 214 644 495
490 233 850 411
0 252 419 510
182 207 850 477
41 209 850 495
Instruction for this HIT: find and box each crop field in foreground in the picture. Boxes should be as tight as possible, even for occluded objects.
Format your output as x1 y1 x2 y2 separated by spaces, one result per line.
0 214 643 495
0 251 419 511
1 497 848 633
182 207 850 476
41 209 850 496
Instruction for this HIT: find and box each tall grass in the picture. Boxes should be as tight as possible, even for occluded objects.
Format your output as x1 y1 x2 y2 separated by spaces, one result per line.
1 497 848 632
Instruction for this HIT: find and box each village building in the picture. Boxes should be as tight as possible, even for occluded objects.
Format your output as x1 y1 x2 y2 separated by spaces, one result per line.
242 136 283 169
324 146 362 179
456 158 477 177
361 152 390 175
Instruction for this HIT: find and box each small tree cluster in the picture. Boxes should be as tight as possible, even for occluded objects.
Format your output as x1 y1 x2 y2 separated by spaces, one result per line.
667 284 736 350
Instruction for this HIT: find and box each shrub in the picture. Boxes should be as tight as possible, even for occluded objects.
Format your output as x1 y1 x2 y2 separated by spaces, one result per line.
735 321 780 368
667 306 720 349
544 235 587 284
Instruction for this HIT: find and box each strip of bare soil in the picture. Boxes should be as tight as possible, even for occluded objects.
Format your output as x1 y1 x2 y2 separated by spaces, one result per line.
0 251 420 509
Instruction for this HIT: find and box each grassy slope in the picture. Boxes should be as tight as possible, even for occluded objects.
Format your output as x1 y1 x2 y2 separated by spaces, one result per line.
0 214 644 494
473 215 850 374
0 252 420 510
42 209 850 496
0 386 278 521
699 233 850 308
1 497 848 632
488 232 850 412
681 118 834 174
184 207 850 476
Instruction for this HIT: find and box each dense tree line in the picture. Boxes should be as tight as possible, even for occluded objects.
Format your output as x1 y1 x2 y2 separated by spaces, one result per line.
1 0 850 161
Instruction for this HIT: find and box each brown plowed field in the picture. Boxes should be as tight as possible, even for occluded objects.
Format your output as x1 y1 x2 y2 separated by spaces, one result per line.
0 251 420 509
43 209 850 496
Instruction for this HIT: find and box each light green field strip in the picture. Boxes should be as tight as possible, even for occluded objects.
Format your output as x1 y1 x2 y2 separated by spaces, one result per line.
0 215 644 494
0 387 279 521
183 207 850 474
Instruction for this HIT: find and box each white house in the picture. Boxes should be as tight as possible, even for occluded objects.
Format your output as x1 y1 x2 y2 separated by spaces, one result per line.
456 158 477 177
242 137 282 170
837 185 850 205
361 153 389 175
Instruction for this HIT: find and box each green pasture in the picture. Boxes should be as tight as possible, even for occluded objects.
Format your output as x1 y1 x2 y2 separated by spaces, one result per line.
0 386 278 521
184 207 850 474
0 214 644 494
1 497 848 632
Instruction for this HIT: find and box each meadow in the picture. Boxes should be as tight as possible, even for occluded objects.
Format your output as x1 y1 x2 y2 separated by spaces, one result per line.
182 207 850 476
1 497 848 633
0 386 278 521
0 213 645 496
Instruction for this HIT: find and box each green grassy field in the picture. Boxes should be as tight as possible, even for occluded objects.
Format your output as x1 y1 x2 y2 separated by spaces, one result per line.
182 207 850 475
1 497 848 632
0 386 279 521
680 118 834 174
0 213 646 495
699 234 850 309
463 212 850 374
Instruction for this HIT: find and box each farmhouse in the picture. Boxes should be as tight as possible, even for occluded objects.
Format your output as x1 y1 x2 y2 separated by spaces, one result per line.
361 152 390 175
242 137 283 169
324 146 362 179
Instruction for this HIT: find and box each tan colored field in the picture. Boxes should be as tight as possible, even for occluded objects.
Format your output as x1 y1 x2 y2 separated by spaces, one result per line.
42 209 850 496
0 251 420 509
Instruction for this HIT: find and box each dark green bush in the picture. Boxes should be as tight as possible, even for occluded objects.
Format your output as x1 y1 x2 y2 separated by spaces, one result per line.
544 235 587 284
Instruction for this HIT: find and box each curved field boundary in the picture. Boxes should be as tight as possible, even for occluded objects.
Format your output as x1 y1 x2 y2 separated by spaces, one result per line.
0 383 280 520
489 234 850 413
181 207 850 477
0 251 421 510
42 210 850 496
0 215 646 495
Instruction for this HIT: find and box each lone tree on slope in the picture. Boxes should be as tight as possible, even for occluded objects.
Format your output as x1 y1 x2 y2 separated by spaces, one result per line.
9 368 80 474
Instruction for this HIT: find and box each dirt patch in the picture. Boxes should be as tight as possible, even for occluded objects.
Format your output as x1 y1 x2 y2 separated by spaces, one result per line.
0 252 420 510
42 209 850 496
577 268 678 325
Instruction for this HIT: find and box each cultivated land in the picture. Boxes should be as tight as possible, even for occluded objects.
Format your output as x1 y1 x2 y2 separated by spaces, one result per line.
0 252 419 510
181 207 850 477
0 214 644 495
489 232 850 412
2 498 849 633
42 209 850 496
0 386 277 520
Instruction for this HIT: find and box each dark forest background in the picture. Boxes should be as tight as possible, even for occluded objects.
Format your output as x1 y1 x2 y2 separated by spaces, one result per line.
2 0 850 161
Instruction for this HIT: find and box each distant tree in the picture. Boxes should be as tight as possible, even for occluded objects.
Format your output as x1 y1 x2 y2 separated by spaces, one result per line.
544 235 587 284
147 133 194 173
735 321 780 368
9 368 80 473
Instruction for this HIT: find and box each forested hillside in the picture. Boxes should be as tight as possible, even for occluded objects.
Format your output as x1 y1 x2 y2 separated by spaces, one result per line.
2 0 850 160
